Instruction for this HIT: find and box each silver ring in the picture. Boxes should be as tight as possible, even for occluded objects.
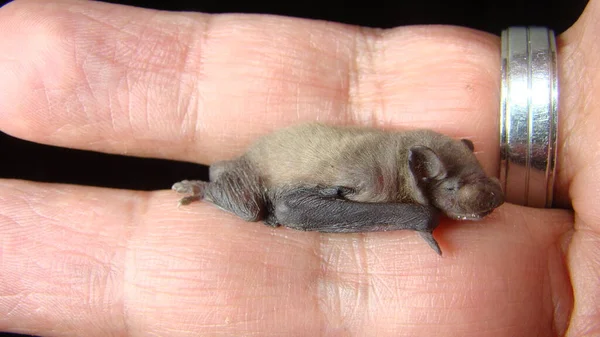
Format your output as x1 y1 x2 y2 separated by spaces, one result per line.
500 26 559 208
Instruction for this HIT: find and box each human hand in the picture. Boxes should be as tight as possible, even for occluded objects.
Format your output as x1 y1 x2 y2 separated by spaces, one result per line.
0 0 598 336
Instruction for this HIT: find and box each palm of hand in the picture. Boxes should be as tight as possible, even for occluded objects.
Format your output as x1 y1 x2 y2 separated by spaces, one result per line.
0 1 598 336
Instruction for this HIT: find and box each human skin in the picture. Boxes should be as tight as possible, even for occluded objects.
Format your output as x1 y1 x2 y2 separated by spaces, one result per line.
0 0 598 336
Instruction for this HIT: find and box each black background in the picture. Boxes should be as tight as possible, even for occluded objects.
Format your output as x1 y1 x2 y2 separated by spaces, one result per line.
0 0 589 336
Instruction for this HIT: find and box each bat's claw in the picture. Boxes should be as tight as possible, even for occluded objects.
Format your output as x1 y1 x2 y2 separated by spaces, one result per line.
418 231 442 256
177 195 202 207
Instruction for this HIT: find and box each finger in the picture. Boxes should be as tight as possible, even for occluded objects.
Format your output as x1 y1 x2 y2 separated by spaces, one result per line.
0 179 324 336
0 180 134 336
0 180 573 336
0 1 500 170
559 0 600 219
555 0 600 335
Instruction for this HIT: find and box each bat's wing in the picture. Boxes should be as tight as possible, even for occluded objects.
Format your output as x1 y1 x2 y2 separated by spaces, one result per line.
272 186 442 254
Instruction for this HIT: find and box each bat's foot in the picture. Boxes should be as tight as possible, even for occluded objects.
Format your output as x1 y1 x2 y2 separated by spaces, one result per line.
172 180 206 206
418 231 442 256
172 180 205 194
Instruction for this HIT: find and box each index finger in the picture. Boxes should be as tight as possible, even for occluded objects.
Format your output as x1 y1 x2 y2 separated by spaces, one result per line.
0 0 500 172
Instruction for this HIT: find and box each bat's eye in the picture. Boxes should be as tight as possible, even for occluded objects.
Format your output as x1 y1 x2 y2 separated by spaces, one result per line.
436 178 460 194
440 179 460 192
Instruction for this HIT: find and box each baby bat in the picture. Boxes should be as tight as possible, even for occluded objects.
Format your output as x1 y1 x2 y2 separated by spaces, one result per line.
172 123 504 255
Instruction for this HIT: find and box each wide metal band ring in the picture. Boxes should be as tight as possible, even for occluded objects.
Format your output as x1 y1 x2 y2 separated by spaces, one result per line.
500 26 559 208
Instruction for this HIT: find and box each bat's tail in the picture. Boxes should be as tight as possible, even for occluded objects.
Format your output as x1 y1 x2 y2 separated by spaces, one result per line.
418 232 442 256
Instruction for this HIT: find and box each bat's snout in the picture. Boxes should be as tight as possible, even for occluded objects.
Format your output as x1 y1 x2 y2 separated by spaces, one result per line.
450 180 505 220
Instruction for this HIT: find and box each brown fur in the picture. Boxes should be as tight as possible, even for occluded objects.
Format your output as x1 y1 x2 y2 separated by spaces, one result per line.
243 123 489 212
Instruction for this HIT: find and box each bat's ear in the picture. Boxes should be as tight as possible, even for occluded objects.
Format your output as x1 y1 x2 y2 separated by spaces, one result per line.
409 146 447 182
461 139 475 152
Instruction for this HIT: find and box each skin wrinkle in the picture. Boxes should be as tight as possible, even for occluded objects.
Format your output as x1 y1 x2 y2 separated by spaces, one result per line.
101 195 139 337
83 6 204 155
546 214 575 337
173 22 203 148
345 27 361 126
79 61 98 129
74 11 137 139
70 11 126 141
369 29 389 128
3 184 115 335
107 62 120 137
351 236 370 332
317 238 344 336
349 27 379 126
559 16 597 209
120 194 147 337
549 241 570 336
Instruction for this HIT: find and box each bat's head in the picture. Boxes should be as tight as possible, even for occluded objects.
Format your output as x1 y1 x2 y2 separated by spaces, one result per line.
409 137 504 220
